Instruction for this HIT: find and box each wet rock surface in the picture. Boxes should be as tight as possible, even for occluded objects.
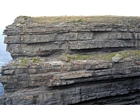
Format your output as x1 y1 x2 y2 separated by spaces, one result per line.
0 16 140 105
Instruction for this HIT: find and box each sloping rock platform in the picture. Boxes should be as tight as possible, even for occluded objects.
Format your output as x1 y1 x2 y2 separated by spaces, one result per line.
0 16 140 105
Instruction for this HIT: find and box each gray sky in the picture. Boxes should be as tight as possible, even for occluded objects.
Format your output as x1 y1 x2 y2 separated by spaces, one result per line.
0 0 140 29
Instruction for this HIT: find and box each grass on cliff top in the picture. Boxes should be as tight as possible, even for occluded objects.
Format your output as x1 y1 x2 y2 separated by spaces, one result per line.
59 50 140 62
17 16 140 27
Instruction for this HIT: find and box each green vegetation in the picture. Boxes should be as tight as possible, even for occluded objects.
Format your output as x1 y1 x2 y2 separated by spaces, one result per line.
19 57 29 66
20 22 25 24
12 50 140 66
45 58 48 61
13 57 48 66
18 16 29 20
16 16 29 25
59 50 140 62
17 15 140 28
31 57 40 63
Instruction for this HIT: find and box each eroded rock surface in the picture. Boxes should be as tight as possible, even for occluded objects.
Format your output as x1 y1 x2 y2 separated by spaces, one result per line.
0 16 140 105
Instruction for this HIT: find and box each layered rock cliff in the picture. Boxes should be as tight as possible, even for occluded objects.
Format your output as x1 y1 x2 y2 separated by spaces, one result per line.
0 16 140 105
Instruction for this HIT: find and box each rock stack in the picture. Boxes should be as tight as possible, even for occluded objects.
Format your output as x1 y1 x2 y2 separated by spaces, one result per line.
0 16 140 105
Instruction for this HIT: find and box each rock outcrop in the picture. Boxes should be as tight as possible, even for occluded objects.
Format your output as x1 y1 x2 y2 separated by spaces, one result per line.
0 16 140 105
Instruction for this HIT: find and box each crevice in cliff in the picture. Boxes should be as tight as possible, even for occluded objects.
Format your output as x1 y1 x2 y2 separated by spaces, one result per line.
49 76 140 90
71 47 136 54
38 50 61 57
132 32 140 49
20 35 23 56
70 90 140 105
32 95 38 104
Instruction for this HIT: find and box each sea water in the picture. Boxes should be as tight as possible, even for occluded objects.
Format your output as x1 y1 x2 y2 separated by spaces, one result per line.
0 61 4 95
0 65 5 96
0 34 12 96
0 60 11 96
0 83 4 95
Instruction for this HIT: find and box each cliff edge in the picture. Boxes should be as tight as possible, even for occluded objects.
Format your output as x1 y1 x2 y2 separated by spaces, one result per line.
0 16 140 105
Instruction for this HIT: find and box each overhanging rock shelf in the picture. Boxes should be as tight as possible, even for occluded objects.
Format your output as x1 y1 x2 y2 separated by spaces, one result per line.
0 16 140 105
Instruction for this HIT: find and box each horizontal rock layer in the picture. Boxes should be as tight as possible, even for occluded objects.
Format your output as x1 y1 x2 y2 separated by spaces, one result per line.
1 16 140 105
1 58 140 105
3 16 140 58
0 58 140 105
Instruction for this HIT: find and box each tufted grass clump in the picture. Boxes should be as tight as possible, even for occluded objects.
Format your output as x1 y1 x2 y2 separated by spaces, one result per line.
31 57 40 63
13 57 48 66
19 57 29 66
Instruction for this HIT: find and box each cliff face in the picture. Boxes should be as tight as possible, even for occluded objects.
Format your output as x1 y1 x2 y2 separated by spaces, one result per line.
0 16 140 105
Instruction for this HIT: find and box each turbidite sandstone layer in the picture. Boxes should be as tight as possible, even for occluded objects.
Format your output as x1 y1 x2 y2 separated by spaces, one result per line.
0 16 140 105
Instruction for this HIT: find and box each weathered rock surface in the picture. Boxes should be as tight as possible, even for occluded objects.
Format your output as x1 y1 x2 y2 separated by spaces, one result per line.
4 16 140 58
0 16 140 105
112 53 123 62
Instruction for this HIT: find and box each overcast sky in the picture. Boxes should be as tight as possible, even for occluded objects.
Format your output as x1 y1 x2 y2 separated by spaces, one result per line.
0 0 140 29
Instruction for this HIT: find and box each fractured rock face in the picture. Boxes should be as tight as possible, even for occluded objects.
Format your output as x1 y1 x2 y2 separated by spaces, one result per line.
3 16 140 58
1 16 140 105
